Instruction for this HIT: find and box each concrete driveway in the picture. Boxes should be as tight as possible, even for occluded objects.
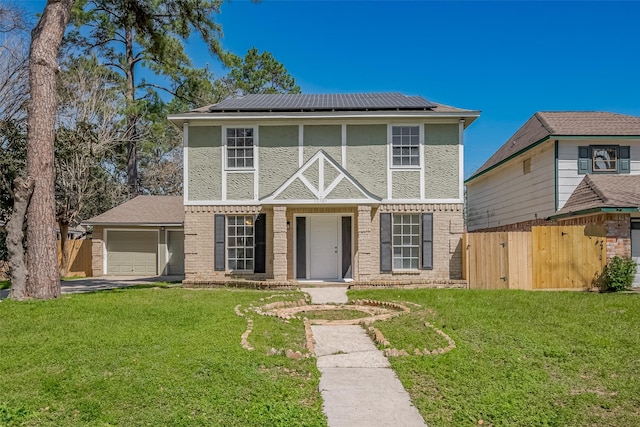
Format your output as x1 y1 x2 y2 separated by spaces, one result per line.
0 275 184 300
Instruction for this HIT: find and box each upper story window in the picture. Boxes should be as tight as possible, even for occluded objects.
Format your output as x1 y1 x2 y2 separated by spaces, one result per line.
592 147 617 172
578 145 630 175
391 126 420 167
226 127 254 169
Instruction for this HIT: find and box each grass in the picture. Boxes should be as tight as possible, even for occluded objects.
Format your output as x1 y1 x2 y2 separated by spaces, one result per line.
0 280 9 290
0 288 325 426
349 288 640 426
301 308 368 321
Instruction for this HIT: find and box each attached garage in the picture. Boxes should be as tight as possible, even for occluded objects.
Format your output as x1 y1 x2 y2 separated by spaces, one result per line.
84 196 185 277
106 230 158 275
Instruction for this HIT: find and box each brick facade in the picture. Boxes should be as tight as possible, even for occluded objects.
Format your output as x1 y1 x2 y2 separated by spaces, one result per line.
91 226 104 277
183 203 464 284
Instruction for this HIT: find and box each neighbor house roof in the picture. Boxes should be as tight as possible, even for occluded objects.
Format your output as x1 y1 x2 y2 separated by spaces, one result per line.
168 92 480 127
551 174 640 219
467 112 640 182
83 196 184 226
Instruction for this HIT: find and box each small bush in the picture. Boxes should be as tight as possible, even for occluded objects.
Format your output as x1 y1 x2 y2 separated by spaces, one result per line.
603 256 637 292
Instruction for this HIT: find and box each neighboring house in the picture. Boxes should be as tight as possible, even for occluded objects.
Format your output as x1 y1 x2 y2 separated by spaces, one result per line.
168 93 479 284
465 112 640 285
84 196 185 276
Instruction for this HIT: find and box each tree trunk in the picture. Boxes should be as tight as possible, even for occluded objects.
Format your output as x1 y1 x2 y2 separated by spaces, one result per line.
25 0 74 299
125 25 138 196
7 177 34 300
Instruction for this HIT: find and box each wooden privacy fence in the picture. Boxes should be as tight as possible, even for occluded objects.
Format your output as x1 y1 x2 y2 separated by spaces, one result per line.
58 239 92 277
463 225 606 290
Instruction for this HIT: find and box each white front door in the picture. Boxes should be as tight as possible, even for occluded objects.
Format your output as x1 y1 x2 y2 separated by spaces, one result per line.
308 216 340 280
632 224 640 287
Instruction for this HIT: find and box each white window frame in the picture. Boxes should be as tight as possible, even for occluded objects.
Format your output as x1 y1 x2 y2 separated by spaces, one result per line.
591 146 618 173
226 215 255 272
392 213 420 271
224 126 257 171
389 124 423 169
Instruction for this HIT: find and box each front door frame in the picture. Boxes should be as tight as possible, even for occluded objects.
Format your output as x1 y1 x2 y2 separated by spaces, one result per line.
293 213 354 281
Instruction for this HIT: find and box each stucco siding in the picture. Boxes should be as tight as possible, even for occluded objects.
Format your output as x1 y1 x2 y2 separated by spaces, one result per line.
467 142 555 231
425 124 459 199
557 139 640 209
278 178 316 200
346 124 387 198
392 171 421 199
259 126 299 198
330 178 364 199
226 173 254 200
188 126 222 201
303 125 341 163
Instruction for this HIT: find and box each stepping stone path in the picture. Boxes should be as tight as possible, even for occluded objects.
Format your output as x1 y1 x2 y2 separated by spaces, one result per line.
300 287 427 427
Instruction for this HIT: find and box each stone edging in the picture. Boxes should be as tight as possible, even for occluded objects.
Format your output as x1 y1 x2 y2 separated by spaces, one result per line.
236 295 458 359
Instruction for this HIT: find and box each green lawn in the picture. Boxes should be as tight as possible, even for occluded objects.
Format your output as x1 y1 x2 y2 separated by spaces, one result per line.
350 289 640 427
0 280 9 290
0 288 325 426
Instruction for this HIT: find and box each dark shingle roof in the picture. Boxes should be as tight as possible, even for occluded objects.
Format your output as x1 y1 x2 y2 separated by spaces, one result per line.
554 175 640 217
84 196 184 226
468 112 640 181
203 93 437 112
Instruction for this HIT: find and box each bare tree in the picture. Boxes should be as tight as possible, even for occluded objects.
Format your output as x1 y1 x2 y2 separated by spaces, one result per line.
55 57 126 275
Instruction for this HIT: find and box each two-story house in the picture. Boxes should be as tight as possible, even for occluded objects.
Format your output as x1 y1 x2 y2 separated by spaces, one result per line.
466 112 640 284
166 93 479 284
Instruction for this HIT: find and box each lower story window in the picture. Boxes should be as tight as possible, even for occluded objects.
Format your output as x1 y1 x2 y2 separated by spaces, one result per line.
227 215 254 271
392 214 420 270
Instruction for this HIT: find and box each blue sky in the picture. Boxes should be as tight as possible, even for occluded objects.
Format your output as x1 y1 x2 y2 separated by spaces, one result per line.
22 0 640 177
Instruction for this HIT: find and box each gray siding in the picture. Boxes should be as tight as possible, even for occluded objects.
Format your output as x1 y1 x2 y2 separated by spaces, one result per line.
188 126 221 201
346 124 387 198
259 125 299 198
467 142 555 230
304 125 341 163
424 124 459 199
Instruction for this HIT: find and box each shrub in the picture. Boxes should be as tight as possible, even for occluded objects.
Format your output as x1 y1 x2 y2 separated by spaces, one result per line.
602 256 637 292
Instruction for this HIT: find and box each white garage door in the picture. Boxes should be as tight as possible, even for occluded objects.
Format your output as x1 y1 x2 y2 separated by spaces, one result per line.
107 231 158 275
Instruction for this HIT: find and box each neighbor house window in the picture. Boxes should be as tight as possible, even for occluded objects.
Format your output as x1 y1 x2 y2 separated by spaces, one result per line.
592 146 617 172
392 214 420 270
391 126 420 166
226 128 254 168
227 215 254 271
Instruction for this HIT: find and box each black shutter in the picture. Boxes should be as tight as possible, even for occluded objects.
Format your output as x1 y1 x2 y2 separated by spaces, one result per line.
620 146 631 174
214 214 225 271
578 146 590 174
380 213 392 272
421 213 433 270
341 217 352 278
254 214 266 273
296 217 306 278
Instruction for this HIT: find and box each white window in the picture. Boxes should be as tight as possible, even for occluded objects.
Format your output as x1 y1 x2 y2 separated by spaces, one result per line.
227 216 254 271
391 126 420 166
592 146 617 172
392 214 420 270
226 128 254 169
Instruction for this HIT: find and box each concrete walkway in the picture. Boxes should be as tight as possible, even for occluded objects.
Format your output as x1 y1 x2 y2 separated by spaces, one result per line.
303 287 427 427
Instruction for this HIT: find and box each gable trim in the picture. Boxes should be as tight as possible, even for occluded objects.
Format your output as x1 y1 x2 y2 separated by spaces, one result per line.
261 150 381 204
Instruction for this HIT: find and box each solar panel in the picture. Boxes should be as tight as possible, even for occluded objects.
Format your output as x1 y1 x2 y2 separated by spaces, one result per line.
207 92 437 112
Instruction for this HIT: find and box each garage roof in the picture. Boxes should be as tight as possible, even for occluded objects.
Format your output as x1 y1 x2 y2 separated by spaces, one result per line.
83 196 184 226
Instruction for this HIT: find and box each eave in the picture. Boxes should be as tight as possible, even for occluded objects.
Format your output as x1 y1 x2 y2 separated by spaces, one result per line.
548 207 639 221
